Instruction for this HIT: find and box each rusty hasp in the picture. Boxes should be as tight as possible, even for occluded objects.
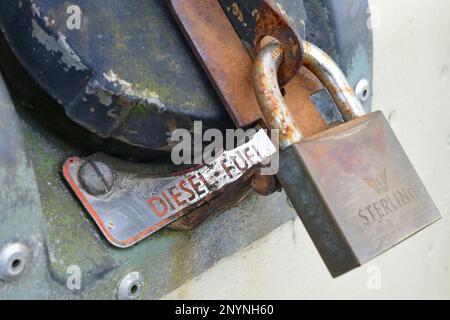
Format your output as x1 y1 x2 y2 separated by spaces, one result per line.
169 0 327 134
63 130 276 247
169 0 259 128
253 0 303 86
218 0 304 86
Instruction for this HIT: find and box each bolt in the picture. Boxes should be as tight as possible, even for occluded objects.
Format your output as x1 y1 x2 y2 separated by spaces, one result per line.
78 161 114 196
117 272 143 300
0 243 30 281
355 78 370 102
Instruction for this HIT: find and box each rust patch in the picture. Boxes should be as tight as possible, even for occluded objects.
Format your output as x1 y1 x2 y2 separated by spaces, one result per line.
251 173 280 196
168 170 254 230
169 0 327 137
254 0 303 86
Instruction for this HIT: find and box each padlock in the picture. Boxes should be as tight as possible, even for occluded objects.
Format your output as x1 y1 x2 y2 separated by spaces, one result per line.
253 40 441 277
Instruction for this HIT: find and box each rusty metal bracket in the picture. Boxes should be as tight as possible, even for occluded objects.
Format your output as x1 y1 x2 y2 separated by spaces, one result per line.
253 0 303 86
63 130 276 247
169 0 327 137
169 0 328 197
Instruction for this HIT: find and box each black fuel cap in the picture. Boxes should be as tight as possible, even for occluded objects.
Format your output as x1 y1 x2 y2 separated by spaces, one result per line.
0 0 231 157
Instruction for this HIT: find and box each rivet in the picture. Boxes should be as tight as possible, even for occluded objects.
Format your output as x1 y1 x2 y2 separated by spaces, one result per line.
355 78 370 102
117 272 143 300
0 243 30 281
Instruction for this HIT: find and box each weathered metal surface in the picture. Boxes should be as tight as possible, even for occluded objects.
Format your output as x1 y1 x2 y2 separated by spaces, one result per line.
168 0 261 129
253 0 303 86
17 108 298 298
253 41 302 149
219 0 307 50
169 0 327 138
0 0 232 157
251 174 280 196
78 161 115 196
0 0 374 298
0 75 49 299
171 0 302 90
280 112 440 277
255 41 439 277
222 0 373 122
168 176 253 231
63 130 276 247
254 40 365 146
303 41 365 121
324 0 373 112
218 0 306 85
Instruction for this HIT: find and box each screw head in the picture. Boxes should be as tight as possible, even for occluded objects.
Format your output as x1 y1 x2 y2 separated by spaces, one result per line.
117 272 143 300
78 161 114 196
355 78 370 102
0 243 30 281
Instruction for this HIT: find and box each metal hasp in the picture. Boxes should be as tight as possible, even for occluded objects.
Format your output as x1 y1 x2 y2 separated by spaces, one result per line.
251 0 304 86
255 41 441 277
168 0 328 138
63 130 276 247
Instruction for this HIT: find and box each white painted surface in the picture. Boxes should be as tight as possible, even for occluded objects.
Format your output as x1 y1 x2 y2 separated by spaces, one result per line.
163 0 450 299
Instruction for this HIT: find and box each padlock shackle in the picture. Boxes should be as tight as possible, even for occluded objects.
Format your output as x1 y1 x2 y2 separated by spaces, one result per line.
253 41 366 147
302 41 366 121
253 41 303 149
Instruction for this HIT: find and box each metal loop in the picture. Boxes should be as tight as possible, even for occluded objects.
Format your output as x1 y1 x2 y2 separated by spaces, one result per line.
253 41 303 149
302 41 366 121
253 40 366 149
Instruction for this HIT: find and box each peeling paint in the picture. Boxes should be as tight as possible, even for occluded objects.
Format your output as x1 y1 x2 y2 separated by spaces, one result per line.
31 20 88 71
230 3 244 22
43 16 56 28
85 81 114 106
30 1 41 17
103 70 166 112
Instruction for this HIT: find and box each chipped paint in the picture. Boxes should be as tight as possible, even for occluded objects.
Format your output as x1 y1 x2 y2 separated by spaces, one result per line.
85 80 114 106
103 70 166 112
251 9 259 17
31 20 87 71
231 3 244 22
30 0 41 17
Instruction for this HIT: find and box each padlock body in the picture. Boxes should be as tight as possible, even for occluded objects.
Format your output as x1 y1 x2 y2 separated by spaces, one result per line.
278 111 440 277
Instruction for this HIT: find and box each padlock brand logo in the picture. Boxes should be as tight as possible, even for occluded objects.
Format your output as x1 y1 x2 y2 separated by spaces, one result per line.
363 168 389 195
358 169 419 226
358 184 418 226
